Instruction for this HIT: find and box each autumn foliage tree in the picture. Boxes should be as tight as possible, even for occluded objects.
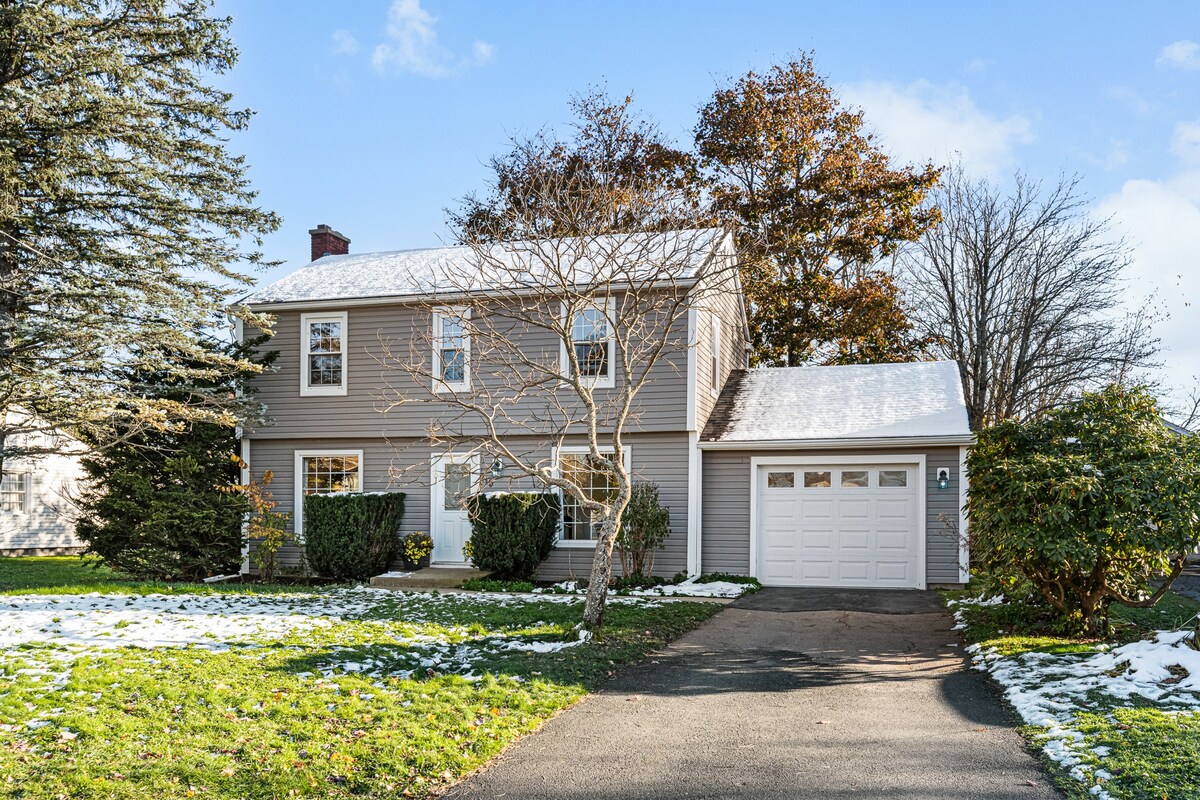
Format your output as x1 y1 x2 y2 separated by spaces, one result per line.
695 54 941 365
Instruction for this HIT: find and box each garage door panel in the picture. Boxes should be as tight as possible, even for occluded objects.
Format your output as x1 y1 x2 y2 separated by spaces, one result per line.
755 464 921 589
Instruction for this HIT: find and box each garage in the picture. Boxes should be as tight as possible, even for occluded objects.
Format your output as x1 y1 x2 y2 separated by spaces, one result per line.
698 361 976 589
753 460 923 588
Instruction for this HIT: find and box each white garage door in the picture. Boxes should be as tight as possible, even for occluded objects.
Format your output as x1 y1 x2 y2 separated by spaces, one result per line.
755 463 922 588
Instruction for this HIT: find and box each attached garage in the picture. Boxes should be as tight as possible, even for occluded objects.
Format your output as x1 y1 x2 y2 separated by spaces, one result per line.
698 361 974 589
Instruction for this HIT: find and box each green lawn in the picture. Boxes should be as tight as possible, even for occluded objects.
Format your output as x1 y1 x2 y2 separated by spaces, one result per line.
0 557 722 798
947 588 1200 800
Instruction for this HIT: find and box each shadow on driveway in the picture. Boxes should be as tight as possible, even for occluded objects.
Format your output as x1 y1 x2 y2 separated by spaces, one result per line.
444 588 1060 800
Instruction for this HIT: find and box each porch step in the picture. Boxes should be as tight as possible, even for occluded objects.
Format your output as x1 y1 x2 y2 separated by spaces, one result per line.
369 566 492 590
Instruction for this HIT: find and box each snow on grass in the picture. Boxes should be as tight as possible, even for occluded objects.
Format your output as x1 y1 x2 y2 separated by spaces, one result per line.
0 586 633 684
533 578 754 598
951 595 1200 799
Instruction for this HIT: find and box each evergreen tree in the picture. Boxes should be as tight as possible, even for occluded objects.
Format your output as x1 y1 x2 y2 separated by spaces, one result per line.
74 334 275 581
0 0 279 475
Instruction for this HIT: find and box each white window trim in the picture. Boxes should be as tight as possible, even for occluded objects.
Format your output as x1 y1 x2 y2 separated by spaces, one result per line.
709 313 722 397
551 444 632 548
0 470 31 515
300 311 348 397
560 297 616 390
293 449 364 538
747 454 927 590
432 306 471 394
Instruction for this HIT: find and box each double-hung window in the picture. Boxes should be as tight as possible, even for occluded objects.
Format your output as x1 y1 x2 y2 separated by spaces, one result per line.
300 312 348 396
562 298 615 389
294 450 363 536
0 472 29 513
555 447 631 545
433 307 470 392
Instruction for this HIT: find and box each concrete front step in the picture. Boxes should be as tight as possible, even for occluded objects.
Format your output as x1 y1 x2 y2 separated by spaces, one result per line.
369 566 491 590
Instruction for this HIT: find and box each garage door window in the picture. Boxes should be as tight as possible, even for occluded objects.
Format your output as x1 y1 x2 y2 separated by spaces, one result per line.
840 470 869 488
878 469 908 488
803 471 831 488
766 471 794 488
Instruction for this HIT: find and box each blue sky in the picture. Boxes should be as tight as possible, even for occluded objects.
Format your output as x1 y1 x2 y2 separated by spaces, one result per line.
218 0 1200 402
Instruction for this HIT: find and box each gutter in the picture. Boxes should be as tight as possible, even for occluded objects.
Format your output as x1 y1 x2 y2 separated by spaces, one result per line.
697 434 977 451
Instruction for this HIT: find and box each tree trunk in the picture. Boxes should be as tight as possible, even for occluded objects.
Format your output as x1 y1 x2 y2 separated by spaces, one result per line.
583 515 619 629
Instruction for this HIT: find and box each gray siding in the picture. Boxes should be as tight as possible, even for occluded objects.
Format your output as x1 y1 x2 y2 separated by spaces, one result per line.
691 260 748 432
245 432 692 580
700 446 965 585
247 297 691 441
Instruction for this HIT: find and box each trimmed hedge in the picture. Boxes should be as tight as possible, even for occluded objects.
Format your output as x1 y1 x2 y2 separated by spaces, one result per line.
303 492 406 580
466 492 560 579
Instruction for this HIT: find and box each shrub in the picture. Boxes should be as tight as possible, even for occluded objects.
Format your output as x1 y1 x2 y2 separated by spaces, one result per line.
245 470 294 582
461 577 535 593
303 492 406 580
465 492 560 579
968 385 1200 636
400 531 433 567
616 481 670 577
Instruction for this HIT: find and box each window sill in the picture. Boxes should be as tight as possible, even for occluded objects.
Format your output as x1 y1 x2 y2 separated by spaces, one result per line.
300 386 347 397
557 539 598 549
432 382 471 394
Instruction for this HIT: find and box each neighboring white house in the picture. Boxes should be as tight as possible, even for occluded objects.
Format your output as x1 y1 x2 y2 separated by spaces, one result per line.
1 425 85 555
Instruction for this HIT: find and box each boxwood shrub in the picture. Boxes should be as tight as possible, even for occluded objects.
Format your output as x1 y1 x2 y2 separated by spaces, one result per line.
466 492 560 579
303 492 406 580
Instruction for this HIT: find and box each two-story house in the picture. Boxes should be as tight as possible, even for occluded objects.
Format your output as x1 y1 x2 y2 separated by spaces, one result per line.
238 225 973 589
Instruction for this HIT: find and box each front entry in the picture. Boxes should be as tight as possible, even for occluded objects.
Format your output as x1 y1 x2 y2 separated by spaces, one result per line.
431 453 478 564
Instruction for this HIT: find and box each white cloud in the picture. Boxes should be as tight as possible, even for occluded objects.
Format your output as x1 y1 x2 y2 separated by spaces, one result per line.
1170 120 1200 165
1156 40 1200 71
331 29 360 56
371 0 495 78
1095 171 1200 402
472 39 496 65
964 58 992 75
840 80 1034 176
1107 85 1151 115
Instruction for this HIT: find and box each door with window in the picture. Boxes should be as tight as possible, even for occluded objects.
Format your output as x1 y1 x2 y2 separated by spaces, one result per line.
431 454 478 564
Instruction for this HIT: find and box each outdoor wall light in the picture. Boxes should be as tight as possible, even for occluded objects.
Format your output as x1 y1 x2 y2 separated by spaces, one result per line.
490 457 504 479
936 468 950 490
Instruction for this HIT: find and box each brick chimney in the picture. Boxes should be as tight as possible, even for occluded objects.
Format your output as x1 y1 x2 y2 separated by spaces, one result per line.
309 224 350 262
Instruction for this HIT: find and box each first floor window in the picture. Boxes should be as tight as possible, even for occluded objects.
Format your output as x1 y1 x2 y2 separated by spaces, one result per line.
302 455 361 495
0 472 28 513
558 452 617 542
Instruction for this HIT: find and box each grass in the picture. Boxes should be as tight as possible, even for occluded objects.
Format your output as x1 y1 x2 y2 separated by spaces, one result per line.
0 556 313 596
0 557 722 798
947 586 1200 800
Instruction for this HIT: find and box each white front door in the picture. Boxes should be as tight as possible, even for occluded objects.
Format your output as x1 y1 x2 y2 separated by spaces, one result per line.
431 454 478 564
755 463 922 588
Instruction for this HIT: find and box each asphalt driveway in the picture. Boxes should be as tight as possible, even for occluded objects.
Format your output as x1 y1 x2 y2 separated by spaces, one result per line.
444 588 1059 800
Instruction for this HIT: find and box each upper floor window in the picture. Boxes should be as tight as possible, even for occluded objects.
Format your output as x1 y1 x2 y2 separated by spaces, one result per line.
0 472 29 513
433 307 470 392
562 298 615 389
300 312 348 396
710 314 722 395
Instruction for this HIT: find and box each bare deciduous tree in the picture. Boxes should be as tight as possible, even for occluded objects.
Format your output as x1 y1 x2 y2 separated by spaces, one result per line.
379 149 735 630
900 165 1159 429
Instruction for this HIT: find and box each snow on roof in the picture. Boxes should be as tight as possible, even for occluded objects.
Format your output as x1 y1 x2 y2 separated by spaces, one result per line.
242 228 727 305
705 360 971 443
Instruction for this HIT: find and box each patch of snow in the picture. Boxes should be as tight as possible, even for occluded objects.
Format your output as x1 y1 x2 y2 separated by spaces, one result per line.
627 578 752 598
